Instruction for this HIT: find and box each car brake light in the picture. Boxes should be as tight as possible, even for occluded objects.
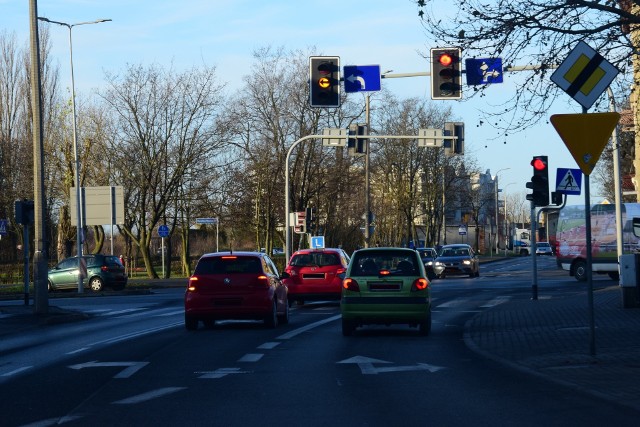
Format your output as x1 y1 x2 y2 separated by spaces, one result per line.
380 269 390 276
221 256 237 259
343 278 360 292
256 275 270 287
101 265 108 272
412 278 429 291
336 268 346 274
187 276 198 292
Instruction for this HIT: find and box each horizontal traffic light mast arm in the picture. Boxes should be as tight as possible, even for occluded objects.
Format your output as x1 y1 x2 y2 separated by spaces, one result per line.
378 64 557 79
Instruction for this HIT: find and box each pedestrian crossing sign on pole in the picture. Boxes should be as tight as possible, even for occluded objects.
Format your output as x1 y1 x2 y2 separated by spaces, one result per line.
556 168 582 195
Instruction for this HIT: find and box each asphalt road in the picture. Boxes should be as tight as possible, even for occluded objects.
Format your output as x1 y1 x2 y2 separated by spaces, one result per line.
1 257 637 426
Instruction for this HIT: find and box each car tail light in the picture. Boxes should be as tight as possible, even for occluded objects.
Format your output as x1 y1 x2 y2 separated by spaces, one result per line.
379 269 390 276
255 275 270 288
187 276 198 292
101 265 108 272
336 268 346 275
411 278 429 291
342 278 360 292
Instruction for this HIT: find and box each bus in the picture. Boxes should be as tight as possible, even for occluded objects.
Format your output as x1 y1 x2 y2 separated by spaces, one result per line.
556 203 640 281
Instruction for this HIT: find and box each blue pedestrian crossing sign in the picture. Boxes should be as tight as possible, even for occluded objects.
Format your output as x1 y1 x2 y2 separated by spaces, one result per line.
310 235 325 249
0 219 7 236
343 65 381 93
465 58 503 85
556 168 582 195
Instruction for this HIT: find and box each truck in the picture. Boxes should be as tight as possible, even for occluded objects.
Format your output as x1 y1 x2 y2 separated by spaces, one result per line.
556 203 640 281
513 227 532 256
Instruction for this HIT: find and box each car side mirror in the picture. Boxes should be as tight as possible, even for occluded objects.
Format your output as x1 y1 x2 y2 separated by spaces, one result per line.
280 271 291 279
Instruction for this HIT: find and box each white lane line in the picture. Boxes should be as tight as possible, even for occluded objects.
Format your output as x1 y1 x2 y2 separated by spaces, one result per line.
87 322 183 347
154 310 184 317
436 299 469 308
66 347 90 355
112 387 186 405
479 296 511 308
257 342 280 350
238 353 263 362
276 315 341 340
1 366 32 377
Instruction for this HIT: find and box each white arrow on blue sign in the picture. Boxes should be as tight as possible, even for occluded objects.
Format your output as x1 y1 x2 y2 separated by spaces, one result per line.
465 58 503 85
344 65 381 93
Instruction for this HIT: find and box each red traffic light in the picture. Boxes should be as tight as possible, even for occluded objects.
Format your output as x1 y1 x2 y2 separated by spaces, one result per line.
438 54 453 67
531 158 547 171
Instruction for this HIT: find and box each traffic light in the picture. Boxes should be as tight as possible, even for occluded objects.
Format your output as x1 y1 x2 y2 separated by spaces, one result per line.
525 156 549 207
431 47 462 100
14 199 34 225
305 207 316 234
347 123 368 156
309 56 341 108
443 122 464 156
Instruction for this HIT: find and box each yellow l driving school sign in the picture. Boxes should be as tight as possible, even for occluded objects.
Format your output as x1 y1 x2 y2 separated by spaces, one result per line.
550 112 620 176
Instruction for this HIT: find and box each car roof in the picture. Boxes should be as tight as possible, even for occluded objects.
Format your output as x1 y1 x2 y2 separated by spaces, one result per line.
200 251 265 258
440 244 471 248
354 247 418 254
291 248 344 255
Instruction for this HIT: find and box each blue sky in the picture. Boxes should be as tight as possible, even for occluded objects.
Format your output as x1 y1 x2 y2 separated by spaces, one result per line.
2 0 602 204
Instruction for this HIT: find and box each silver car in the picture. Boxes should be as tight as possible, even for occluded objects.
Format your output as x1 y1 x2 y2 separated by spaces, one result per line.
535 242 553 256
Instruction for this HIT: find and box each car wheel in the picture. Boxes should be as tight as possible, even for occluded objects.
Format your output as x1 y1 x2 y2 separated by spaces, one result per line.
475 270 480 277
278 300 290 324
418 311 432 336
468 271 475 278
89 277 104 292
342 318 355 336
185 315 198 331
574 260 588 282
264 299 278 328
203 319 216 329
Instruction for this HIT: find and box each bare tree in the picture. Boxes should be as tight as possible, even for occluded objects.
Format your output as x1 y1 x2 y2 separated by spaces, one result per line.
101 62 227 278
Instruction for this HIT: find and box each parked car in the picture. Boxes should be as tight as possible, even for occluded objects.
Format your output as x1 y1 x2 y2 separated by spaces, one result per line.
47 254 127 292
536 241 554 256
340 247 432 336
432 244 480 278
184 251 289 330
418 247 438 280
281 248 350 306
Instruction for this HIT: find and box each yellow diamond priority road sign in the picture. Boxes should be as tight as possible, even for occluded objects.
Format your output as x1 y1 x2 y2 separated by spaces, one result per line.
550 41 619 110
550 112 620 176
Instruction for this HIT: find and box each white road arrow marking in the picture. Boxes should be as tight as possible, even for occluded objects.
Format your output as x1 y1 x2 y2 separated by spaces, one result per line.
113 387 186 404
197 368 251 379
337 356 445 375
68 361 149 378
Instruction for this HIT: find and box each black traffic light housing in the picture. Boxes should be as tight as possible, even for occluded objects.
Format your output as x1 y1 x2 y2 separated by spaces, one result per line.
525 156 549 207
443 122 464 156
347 123 368 156
15 199 34 225
305 207 316 234
309 56 341 108
431 47 462 100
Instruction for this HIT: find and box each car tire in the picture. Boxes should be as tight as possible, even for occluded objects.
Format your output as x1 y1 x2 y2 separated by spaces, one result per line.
278 301 290 324
475 270 480 278
264 299 278 328
89 277 104 292
185 315 198 331
342 318 355 336
203 319 216 329
574 260 588 282
418 311 432 336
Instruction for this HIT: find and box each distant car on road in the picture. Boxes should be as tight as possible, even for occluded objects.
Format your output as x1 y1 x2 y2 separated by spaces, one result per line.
281 248 350 306
340 247 431 336
47 254 127 292
418 247 438 280
536 241 554 256
184 251 289 330
432 244 480 278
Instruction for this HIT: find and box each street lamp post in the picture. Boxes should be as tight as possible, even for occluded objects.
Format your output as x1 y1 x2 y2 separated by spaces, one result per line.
493 168 510 256
502 182 516 256
38 17 111 293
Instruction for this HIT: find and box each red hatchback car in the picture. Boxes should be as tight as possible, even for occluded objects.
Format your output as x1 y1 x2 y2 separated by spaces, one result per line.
184 252 289 330
281 248 350 306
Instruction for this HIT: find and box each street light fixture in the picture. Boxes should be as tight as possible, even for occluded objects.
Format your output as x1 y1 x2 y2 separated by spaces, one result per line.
38 17 111 293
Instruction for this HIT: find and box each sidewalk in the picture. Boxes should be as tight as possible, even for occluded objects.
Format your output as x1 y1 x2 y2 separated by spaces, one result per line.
465 285 640 411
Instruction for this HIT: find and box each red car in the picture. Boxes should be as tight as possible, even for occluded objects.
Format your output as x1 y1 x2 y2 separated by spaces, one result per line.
184 252 289 330
282 248 350 306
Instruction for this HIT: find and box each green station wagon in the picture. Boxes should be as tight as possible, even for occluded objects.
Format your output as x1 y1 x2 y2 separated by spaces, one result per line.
340 247 432 336
48 254 127 292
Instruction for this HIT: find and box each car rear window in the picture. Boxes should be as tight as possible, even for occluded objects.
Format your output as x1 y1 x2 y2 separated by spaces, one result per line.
290 252 340 267
351 250 419 276
194 256 263 275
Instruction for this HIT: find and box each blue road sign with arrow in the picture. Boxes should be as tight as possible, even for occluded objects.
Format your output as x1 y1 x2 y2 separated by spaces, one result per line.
465 58 503 85
344 65 381 93
158 224 170 237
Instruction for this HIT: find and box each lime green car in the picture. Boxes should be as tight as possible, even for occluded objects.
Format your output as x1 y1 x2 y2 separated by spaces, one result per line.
340 247 432 336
